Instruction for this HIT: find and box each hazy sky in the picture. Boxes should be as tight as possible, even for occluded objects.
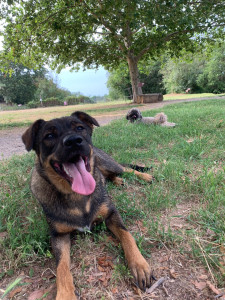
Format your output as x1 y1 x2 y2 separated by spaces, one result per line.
55 67 109 96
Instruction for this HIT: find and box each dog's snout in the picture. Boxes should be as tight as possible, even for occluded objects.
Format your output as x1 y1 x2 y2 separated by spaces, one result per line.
63 135 83 148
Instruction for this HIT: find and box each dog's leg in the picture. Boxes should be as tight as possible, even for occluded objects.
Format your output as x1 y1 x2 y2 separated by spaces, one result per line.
51 233 77 300
94 146 153 184
123 167 153 182
105 209 151 290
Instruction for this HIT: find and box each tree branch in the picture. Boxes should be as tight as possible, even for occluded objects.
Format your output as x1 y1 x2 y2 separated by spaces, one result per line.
136 21 224 61
81 0 126 52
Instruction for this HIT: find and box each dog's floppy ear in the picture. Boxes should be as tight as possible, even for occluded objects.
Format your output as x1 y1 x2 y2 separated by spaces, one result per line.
71 111 100 129
22 119 45 152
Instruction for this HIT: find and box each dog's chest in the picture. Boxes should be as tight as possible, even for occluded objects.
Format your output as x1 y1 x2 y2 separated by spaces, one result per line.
47 188 107 234
31 166 108 234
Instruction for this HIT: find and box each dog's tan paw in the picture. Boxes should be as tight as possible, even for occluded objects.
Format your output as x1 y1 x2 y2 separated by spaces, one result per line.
137 173 153 183
129 256 152 291
112 176 124 186
56 292 77 300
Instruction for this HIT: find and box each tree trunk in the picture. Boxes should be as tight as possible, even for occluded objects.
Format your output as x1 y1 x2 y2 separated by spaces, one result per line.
127 55 141 103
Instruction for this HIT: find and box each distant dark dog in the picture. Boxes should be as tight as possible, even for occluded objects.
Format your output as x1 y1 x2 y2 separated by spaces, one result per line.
22 111 153 300
126 108 176 127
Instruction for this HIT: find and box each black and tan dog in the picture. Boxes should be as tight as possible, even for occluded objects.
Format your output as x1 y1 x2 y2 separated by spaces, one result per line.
22 111 152 300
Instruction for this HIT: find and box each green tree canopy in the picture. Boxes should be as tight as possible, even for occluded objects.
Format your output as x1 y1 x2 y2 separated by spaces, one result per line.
0 63 46 104
197 43 225 93
162 54 206 93
1 0 225 102
35 76 71 101
162 42 225 94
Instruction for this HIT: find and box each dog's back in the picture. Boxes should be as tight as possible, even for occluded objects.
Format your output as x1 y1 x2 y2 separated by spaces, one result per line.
153 112 167 124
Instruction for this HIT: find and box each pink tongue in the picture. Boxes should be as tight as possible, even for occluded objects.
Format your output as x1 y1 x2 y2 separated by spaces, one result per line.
63 158 96 195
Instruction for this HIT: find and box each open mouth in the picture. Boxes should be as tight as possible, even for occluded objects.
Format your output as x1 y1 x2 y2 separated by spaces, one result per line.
51 156 96 195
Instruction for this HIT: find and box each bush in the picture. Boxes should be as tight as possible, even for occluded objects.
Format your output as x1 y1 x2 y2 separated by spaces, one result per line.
65 96 82 105
27 101 39 108
42 97 63 106
162 56 205 94
64 95 92 105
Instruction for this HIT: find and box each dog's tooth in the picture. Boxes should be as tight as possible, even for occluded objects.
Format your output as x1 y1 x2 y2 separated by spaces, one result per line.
63 164 72 176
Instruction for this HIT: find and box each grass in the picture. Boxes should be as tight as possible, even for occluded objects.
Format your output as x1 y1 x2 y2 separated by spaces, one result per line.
1 93 224 129
0 99 225 293
163 93 225 100
0 101 137 129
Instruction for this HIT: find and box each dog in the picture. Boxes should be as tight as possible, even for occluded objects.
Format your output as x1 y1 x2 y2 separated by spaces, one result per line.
22 111 153 300
126 108 176 127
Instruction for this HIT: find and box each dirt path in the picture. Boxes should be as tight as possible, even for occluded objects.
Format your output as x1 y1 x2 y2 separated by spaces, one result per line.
0 96 224 160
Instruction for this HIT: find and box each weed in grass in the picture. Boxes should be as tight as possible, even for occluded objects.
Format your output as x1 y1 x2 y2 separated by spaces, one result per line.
190 237 225 286
144 217 183 247
1 277 23 299
111 261 132 285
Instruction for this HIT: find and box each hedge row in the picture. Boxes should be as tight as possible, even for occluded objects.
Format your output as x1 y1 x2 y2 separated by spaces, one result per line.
27 96 94 108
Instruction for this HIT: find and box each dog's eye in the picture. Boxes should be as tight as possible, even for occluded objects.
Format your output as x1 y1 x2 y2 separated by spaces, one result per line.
45 133 55 140
76 126 84 131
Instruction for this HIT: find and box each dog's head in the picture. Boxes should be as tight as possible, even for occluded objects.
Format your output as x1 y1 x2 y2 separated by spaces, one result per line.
126 108 142 123
22 111 100 195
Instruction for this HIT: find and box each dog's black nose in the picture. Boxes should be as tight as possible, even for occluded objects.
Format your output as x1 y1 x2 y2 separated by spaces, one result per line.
63 135 83 148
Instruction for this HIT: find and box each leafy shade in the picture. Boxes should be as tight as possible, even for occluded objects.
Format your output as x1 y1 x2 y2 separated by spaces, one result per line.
1 0 225 102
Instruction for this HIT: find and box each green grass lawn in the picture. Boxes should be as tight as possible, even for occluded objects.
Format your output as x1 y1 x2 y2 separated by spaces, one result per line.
0 99 224 293
163 93 225 100
0 101 137 129
1 93 224 129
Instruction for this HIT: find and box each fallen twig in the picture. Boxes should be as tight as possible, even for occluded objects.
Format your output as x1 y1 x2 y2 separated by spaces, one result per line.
162 282 169 297
215 292 225 299
207 280 220 295
146 277 167 294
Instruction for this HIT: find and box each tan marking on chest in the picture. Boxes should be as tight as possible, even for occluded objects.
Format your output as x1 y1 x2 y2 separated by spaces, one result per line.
85 199 91 213
89 147 95 176
54 223 75 234
69 208 83 217
94 203 109 222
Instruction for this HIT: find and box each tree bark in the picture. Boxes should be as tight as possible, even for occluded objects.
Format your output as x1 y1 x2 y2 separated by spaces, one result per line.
127 55 141 103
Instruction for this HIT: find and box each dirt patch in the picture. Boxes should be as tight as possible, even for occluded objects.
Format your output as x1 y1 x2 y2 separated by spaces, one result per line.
0 231 220 300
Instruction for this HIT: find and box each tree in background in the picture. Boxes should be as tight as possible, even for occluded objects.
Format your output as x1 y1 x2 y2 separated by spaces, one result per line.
108 41 225 97
139 60 166 95
1 0 225 102
0 62 71 105
107 60 165 100
107 64 131 100
162 54 206 94
0 63 46 104
197 43 225 94
162 42 225 94
35 77 71 101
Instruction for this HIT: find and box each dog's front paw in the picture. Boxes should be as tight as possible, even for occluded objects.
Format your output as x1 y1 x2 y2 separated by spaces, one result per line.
138 173 153 183
56 292 77 300
129 256 152 291
112 176 124 186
